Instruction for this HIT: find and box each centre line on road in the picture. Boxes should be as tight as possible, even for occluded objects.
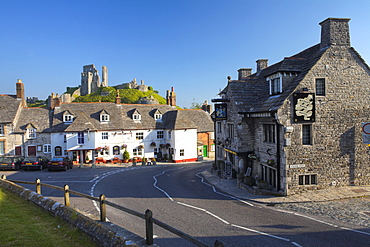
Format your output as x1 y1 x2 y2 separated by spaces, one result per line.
152 168 300 245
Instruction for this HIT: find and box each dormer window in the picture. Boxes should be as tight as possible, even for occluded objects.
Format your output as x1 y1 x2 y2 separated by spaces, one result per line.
63 110 74 123
132 109 141 121
101 114 110 122
27 128 36 139
154 109 162 121
267 73 282 95
64 115 73 122
25 123 37 139
100 110 110 123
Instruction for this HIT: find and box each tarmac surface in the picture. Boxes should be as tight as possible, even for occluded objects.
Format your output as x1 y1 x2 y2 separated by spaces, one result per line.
201 169 370 204
79 159 370 228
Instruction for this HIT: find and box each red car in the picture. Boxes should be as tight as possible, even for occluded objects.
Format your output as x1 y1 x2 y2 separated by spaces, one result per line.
47 157 73 171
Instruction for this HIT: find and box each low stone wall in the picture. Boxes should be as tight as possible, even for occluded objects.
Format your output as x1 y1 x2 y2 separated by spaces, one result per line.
0 179 153 247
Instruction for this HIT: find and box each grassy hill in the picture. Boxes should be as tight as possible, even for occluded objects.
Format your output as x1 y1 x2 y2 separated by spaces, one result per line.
72 86 166 104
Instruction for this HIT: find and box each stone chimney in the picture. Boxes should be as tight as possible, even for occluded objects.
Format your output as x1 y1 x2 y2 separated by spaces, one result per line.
115 89 121 104
256 59 268 74
48 93 61 109
320 18 351 49
201 100 212 113
166 87 176 107
238 68 252 80
16 79 26 106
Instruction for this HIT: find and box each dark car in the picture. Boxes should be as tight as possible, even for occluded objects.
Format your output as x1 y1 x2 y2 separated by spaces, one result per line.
47 157 73 171
0 156 24 170
21 156 49 170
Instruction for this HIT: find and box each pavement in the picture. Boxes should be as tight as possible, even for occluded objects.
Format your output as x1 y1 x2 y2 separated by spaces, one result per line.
201 169 370 204
77 160 370 205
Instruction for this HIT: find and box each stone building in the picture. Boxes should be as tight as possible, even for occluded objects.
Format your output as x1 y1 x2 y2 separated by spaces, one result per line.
212 18 370 195
116 78 149 92
81 64 108 96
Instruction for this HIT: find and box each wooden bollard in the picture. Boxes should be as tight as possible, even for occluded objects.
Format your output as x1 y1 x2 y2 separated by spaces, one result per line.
64 185 70 207
36 179 41 194
100 194 106 222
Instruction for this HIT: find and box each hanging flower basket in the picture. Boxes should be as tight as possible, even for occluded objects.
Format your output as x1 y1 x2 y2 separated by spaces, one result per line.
248 154 258 160
166 143 171 148
121 144 127 150
267 159 275 165
138 145 144 149
150 142 156 147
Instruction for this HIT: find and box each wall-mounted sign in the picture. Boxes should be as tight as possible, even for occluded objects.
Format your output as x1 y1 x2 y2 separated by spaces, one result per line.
293 93 315 123
289 164 306 168
215 104 227 120
362 122 370 144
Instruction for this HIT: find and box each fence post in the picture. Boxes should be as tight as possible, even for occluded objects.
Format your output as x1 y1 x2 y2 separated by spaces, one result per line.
99 194 106 222
145 209 153 245
64 185 70 207
1 175 6 179
36 179 41 194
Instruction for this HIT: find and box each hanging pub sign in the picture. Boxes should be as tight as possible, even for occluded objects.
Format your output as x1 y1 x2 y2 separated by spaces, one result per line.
293 93 315 123
215 104 227 120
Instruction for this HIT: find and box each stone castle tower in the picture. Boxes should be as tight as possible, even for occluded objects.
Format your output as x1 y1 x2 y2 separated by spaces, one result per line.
80 64 108 96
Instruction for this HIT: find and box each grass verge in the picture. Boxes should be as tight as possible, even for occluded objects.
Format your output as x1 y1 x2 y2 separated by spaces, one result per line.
0 188 99 247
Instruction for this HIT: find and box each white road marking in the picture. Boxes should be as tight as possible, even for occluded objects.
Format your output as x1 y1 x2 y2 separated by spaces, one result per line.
152 168 302 245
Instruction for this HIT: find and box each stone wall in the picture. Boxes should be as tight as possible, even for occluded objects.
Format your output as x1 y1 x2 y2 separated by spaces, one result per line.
281 45 370 195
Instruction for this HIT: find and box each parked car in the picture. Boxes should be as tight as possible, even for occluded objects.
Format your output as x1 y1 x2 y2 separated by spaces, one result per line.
21 156 49 170
47 157 73 171
0 156 24 171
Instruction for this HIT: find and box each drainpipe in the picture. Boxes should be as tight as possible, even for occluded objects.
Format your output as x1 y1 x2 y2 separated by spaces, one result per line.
273 112 282 192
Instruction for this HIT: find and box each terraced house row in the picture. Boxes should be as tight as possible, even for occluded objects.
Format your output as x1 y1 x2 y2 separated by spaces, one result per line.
0 82 214 164
212 18 370 195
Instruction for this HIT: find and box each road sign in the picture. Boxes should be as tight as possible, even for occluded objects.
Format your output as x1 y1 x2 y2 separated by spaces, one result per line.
362 123 370 144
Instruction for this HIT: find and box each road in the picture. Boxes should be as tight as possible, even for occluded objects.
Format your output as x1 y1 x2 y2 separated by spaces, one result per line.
3 162 370 246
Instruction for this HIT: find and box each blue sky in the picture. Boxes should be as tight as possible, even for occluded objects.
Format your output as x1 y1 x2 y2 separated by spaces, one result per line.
1 0 370 108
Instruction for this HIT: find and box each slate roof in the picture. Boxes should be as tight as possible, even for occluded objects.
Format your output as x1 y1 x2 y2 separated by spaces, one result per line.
51 102 213 132
0 94 22 123
14 107 52 133
223 44 327 113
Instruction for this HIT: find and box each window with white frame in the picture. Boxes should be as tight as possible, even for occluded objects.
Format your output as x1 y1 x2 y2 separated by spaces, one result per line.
43 144 51 153
100 114 110 122
0 124 4 135
155 114 162 120
299 174 317 185
27 129 36 139
180 149 184 156
263 124 275 143
157 130 164 139
78 132 84 144
133 148 143 156
102 132 108 140
268 74 282 95
136 132 144 140
133 113 141 121
63 115 73 123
